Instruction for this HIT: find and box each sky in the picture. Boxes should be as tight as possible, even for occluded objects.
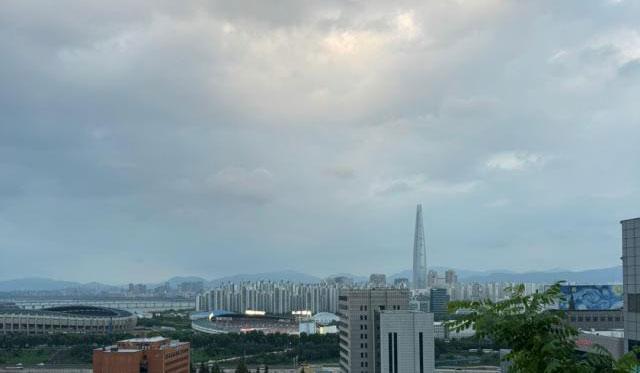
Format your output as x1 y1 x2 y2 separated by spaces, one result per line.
1 0 639 283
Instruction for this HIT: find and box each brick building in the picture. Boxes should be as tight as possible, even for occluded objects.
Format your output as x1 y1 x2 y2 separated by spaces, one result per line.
93 336 190 373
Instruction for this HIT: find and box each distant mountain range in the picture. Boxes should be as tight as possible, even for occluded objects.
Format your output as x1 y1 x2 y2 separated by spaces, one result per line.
458 266 621 284
0 277 121 292
0 266 622 292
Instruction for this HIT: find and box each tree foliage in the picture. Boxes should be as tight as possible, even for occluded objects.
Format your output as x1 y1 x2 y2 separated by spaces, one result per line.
448 282 638 372
235 360 249 373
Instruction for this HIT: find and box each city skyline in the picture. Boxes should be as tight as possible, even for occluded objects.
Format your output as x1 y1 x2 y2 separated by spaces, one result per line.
2 1 640 282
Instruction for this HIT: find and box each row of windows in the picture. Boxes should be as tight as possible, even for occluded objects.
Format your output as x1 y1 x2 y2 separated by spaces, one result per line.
359 343 368 349
359 324 368 330
0 323 114 330
569 316 620 322
359 315 368 320
629 294 640 313
360 333 368 339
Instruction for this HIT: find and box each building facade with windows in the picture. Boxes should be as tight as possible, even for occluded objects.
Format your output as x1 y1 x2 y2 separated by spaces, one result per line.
429 288 450 321
623 217 640 352
338 289 410 373
379 310 434 373
93 336 190 373
567 309 623 330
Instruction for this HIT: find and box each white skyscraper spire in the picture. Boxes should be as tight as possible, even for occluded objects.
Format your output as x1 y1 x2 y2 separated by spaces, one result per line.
412 204 428 289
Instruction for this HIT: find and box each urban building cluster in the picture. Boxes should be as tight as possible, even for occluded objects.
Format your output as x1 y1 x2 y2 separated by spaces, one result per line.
126 281 203 298
195 281 341 314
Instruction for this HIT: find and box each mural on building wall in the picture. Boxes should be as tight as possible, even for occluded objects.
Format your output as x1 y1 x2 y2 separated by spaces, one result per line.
559 285 623 310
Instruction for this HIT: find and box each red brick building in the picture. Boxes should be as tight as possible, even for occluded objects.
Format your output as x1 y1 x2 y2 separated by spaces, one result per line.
93 336 190 373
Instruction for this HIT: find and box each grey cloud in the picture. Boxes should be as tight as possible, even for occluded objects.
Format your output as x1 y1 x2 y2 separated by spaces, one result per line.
0 0 639 282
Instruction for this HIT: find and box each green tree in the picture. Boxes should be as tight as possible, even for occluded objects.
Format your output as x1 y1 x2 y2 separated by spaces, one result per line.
235 361 249 373
263 365 269 373
212 364 222 373
448 282 638 372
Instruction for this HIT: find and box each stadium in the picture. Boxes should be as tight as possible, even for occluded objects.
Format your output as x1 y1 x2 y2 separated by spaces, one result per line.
191 310 298 335
0 303 137 335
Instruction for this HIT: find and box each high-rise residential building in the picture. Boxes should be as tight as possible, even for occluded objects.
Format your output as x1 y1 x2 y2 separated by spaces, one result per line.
338 288 410 373
623 217 640 352
195 281 339 315
393 278 410 289
429 288 450 321
93 336 190 373
427 270 437 288
413 204 428 290
369 274 387 288
445 269 457 285
379 311 435 373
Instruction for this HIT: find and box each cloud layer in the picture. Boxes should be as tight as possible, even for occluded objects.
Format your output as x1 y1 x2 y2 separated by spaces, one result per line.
1 0 639 282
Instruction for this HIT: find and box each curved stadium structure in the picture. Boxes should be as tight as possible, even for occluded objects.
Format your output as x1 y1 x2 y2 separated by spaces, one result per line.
192 310 297 335
0 303 137 335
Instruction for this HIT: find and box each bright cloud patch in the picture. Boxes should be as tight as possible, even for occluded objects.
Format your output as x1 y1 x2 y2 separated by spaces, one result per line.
485 152 549 171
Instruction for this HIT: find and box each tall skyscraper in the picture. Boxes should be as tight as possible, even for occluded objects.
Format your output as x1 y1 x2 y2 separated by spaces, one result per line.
622 217 640 352
413 204 428 289
445 269 457 285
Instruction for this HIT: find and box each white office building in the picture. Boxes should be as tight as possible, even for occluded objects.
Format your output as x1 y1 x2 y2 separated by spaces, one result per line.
379 311 434 373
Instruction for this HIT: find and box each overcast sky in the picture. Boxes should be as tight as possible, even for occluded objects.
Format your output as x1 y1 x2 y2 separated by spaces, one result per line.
1 0 639 283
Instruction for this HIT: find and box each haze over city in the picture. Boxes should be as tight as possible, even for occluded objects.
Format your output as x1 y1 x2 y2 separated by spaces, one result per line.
2 0 640 283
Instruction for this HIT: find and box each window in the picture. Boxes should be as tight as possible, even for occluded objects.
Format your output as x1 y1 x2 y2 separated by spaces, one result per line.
388 332 393 373
628 294 640 312
393 333 398 373
419 332 424 373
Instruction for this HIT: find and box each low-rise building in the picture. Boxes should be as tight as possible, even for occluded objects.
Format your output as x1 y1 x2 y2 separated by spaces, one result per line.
93 336 190 373
575 330 625 360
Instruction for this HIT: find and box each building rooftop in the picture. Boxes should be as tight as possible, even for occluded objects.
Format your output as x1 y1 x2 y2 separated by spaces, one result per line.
580 329 624 338
0 305 133 318
122 336 167 343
